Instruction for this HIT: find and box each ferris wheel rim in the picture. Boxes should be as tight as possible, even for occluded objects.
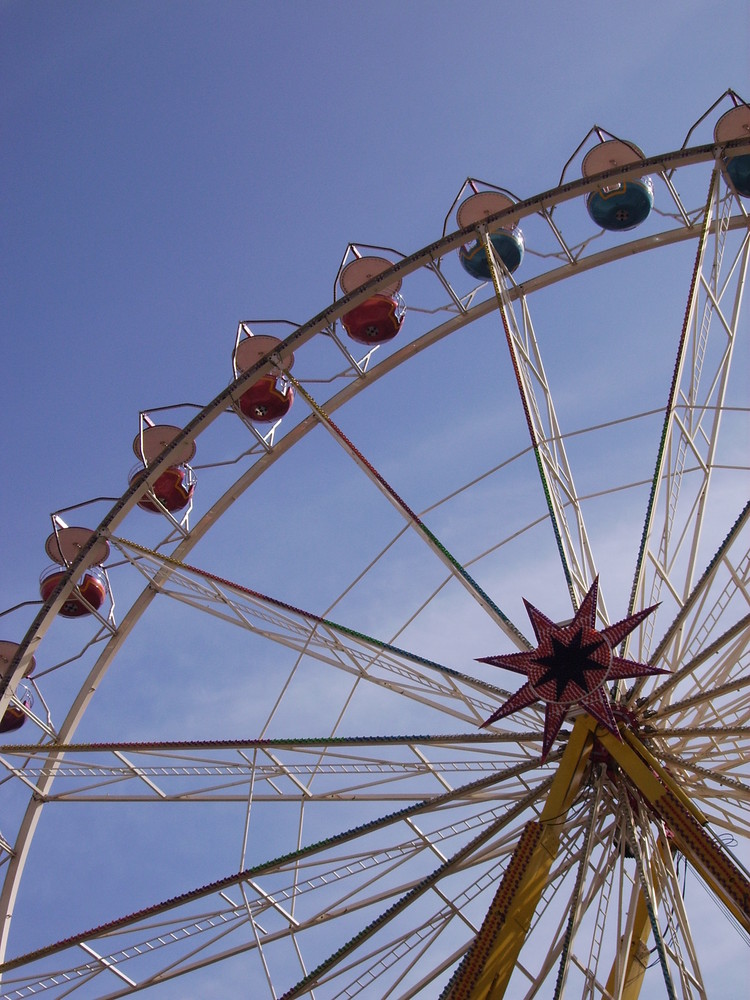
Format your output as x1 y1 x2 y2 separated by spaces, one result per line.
6 136 749 662
7 196 749 693
1 130 749 996
7 208 747 752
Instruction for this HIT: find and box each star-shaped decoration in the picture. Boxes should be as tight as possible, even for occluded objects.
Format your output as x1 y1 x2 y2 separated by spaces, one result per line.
479 578 667 759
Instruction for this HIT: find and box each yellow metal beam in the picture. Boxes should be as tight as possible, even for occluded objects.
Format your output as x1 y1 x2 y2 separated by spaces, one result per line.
603 837 674 1000
621 727 707 825
596 728 750 934
448 719 750 1000
604 885 652 1000
445 716 596 999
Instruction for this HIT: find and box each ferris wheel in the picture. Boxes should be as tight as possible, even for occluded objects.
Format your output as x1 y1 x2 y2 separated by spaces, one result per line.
0 92 749 998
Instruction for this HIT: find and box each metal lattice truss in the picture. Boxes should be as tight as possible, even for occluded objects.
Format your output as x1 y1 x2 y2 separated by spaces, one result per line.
2 722 745 999
106 537 527 731
628 178 750 659
0 736 543 806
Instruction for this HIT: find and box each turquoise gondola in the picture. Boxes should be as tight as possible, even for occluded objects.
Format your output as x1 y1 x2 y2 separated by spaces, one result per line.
714 104 750 197
586 176 654 231
459 227 524 280
582 138 654 232
726 155 750 196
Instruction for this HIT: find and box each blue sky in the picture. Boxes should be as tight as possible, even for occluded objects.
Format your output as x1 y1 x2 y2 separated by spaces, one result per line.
1 1 749 996
2 0 747 593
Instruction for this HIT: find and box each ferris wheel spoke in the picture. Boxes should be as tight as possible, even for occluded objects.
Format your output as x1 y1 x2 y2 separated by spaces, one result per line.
0 763 556 998
109 536 525 728
282 374 531 651
657 751 750 837
495 801 709 1000
628 166 750 659
650 667 750 727
481 235 603 618
0 734 546 804
547 758 605 999
625 498 750 721
276 774 555 1000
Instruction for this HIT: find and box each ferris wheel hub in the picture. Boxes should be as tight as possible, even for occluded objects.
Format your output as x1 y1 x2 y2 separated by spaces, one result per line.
478 578 666 759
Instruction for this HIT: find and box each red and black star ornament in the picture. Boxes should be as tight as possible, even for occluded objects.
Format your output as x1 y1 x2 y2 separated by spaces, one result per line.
479 578 666 759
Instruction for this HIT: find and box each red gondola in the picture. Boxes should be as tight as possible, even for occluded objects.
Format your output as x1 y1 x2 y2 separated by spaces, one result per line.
39 565 108 618
0 641 35 733
341 294 404 345
40 528 110 619
129 464 195 513
238 374 295 422
338 256 405 347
